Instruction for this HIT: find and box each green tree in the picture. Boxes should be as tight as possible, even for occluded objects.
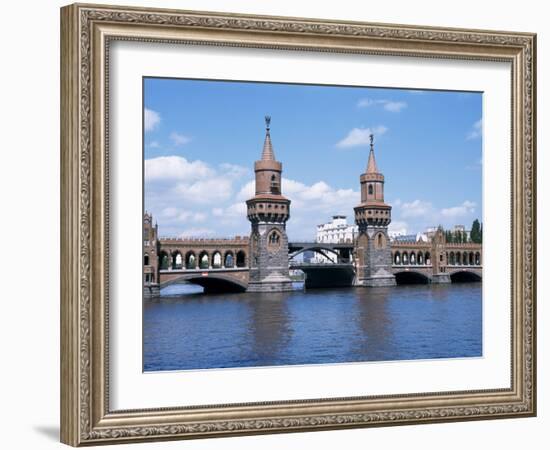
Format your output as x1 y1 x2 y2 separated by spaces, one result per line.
470 219 482 243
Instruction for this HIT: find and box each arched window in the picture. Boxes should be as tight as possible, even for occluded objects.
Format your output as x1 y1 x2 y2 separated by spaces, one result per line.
185 252 196 269
394 252 400 265
144 254 149 266
402 252 408 265
159 252 169 270
212 252 222 269
199 252 209 269
236 250 246 268
368 184 374 195
475 252 481 265
172 252 182 270
224 252 234 268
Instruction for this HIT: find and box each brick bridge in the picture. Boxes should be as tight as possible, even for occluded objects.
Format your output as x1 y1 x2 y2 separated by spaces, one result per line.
143 120 482 296
151 236 250 294
144 235 482 294
287 240 481 288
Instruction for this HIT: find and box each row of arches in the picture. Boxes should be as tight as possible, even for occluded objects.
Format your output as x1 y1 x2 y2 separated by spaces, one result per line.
393 251 431 266
448 251 481 266
392 250 482 266
152 250 247 270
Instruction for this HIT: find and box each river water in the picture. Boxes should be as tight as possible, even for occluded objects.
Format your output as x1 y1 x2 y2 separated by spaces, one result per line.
143 283 482 372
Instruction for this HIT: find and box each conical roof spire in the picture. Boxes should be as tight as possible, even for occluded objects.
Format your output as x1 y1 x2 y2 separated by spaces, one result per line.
366 133 379 173
261 115 276 161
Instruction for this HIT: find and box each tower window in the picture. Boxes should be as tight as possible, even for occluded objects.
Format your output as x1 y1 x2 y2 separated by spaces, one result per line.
368 184 374 195
270 174 280 195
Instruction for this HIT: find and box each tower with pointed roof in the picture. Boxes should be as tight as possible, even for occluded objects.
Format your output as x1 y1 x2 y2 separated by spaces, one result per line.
246 116 293 292
353 135 396 287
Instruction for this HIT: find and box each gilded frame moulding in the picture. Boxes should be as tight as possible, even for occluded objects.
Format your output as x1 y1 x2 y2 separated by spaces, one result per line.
60 2 536 446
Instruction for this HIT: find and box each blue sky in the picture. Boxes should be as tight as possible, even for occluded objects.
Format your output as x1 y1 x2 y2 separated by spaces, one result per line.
144 78 482 240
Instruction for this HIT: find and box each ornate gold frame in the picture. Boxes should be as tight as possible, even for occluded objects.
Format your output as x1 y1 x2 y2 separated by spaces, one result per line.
60 3 536 446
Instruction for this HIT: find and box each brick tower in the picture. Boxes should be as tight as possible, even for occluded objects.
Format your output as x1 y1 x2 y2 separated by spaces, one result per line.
353 134 396 287
246 116 293 292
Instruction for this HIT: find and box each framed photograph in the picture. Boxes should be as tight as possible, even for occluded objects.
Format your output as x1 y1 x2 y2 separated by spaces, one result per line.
60 3 536 446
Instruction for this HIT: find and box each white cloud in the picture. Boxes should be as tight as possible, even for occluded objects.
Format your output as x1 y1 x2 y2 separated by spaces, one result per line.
145 156 213 181
466 119 482 140
161 207 179 218
174 178 234 204
144 108 160 132
383 101 407 112
389 220 408 235
160 207 207 224
441 201 476 219
400 200 433 218
169 131 191 146
236 181 255 201
336 126 388 148
220 163 250 178
145 156 251 237
357 98 375 108
180 227 215 238
357 98 407 112
392 198 478 232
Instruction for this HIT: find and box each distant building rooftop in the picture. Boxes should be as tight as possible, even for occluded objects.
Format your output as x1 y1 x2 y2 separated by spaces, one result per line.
393 234 418 243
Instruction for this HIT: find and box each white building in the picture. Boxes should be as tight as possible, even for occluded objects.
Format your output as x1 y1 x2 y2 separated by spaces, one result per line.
316 215 358 244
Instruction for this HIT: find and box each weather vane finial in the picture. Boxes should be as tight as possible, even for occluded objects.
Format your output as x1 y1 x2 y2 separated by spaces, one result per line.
265 115 271 131
369 133 374 149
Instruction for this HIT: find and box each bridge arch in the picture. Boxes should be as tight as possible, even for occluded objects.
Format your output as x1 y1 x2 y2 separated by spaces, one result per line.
450 270 482 283
394 270 430 285
161 273 247 293
290 245 340 259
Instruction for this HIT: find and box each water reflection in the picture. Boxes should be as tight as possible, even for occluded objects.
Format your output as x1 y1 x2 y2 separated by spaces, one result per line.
244 292 292 367
144 283 482 371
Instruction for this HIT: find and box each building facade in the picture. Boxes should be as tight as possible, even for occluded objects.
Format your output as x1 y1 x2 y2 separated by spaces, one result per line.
353 135 396 287
245 117 293 292
316 215 358 244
